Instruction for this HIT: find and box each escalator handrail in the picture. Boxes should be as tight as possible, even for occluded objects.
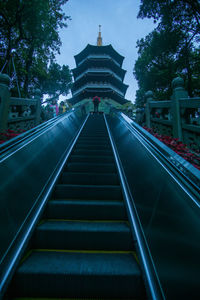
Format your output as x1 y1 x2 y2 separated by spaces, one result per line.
117 112 200 200
104 114 166 300
0 114 89 298
0 108 77 162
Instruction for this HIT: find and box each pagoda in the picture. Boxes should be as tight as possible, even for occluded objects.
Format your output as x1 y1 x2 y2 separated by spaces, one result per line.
69 26 129 112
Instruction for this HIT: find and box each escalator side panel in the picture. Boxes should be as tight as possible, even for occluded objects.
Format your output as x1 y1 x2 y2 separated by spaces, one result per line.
0 112 85 270
106 114 200 299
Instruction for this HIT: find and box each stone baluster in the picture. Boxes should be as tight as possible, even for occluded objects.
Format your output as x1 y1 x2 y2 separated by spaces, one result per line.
0 74 11 132
171 77 188 140
145 90 153 128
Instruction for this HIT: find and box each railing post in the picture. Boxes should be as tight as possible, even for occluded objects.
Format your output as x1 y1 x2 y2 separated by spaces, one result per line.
34 88 42 126
171 77 188 140
0 74 11 132
145 90 153 128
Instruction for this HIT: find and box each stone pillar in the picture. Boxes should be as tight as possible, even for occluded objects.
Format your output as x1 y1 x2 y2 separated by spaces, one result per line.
171 77 188 140
0 74 11 132
34 89 42 126
145 90 153 128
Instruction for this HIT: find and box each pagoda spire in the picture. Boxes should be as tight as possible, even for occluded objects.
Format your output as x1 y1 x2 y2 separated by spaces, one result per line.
97 25 102 46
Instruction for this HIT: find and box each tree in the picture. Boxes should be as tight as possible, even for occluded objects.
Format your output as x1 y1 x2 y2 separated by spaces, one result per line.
138 0 200 29
0 0 71 97
134 28 182 104
134 0 200 106
40 62 72 99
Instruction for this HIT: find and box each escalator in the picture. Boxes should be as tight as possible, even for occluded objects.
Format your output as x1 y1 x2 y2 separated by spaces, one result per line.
5 114 146 299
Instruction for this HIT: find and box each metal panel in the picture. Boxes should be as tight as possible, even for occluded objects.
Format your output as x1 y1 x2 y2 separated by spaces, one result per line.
0 111 85 265
107 112 200 299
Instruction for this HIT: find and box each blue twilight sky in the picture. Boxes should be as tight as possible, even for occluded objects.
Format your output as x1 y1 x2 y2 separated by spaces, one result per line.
56 0 155 103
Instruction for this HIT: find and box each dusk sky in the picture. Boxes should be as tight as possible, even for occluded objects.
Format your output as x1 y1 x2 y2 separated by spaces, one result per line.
56 0 156 103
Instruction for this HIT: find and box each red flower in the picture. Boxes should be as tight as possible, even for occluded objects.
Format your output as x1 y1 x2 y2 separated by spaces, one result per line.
143 126 200 170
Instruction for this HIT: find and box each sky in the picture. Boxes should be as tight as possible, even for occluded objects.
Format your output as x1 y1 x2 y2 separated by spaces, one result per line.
56 0 156 103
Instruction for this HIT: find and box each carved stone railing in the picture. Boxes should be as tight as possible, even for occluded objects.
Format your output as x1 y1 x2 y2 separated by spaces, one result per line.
143 77 200 149
0 74 41 132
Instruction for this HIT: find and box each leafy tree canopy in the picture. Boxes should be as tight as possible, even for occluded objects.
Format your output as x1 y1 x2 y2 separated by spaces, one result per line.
0 0 72 98
134 0 200 107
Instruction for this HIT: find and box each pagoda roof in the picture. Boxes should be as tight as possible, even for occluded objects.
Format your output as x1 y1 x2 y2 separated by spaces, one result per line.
72 59 126 81
74 44 124 67
69 88 128 105
72 73 128 94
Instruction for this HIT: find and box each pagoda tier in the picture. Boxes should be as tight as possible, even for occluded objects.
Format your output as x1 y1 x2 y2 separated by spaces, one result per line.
70 88 127 105
72 59 126 81
74 44 124 68
72 83 125 98
73 68 123 82
71 73 128 95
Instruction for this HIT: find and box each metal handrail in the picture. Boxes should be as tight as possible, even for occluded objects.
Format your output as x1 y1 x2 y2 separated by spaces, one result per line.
119 112 200 196
104 113 165 300
0 109 76 161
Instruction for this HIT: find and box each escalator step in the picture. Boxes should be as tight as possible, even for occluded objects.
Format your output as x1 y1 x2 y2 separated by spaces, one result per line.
68 155 114 164
60 172 119 185
45 199 127 220
77 138 110 144
74 143 110 150
54 184 123 200
80 134 108 138
66 162 116 173
78 136 110 141
32 220 133 250
10 250 145 299
72 149 113 156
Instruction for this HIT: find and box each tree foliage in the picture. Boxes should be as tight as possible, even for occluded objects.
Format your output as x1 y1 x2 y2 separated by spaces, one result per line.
40 62 72 98
0 0 72 98
134 0 200 107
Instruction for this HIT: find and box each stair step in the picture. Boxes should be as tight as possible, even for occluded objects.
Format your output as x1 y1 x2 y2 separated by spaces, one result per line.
74 144 111 150
54 184 123 200
45 199 127 220
32 220 133 250
76 139 109 144
78 136 110 144
73 148 113 156
80 134 108 138
68 155 114 163
78 137 110 141
10 250 145 298
60 172 119 185
79 133 108 136
66 162 117 173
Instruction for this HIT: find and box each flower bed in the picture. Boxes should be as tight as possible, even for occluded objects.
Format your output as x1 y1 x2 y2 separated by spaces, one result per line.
143 127 200 171
0 129 25 145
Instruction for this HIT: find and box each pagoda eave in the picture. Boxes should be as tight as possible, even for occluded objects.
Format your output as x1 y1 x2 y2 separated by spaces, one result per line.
72 61 126 81
74 44 124 67
71 89 128 105
72 74 128 93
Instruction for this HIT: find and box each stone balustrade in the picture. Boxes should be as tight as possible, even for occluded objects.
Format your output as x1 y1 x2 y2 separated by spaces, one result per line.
0 74 41 132
142 77 200 149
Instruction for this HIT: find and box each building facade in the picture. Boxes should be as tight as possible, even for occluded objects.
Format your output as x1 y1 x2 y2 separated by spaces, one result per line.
69 27 129 113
